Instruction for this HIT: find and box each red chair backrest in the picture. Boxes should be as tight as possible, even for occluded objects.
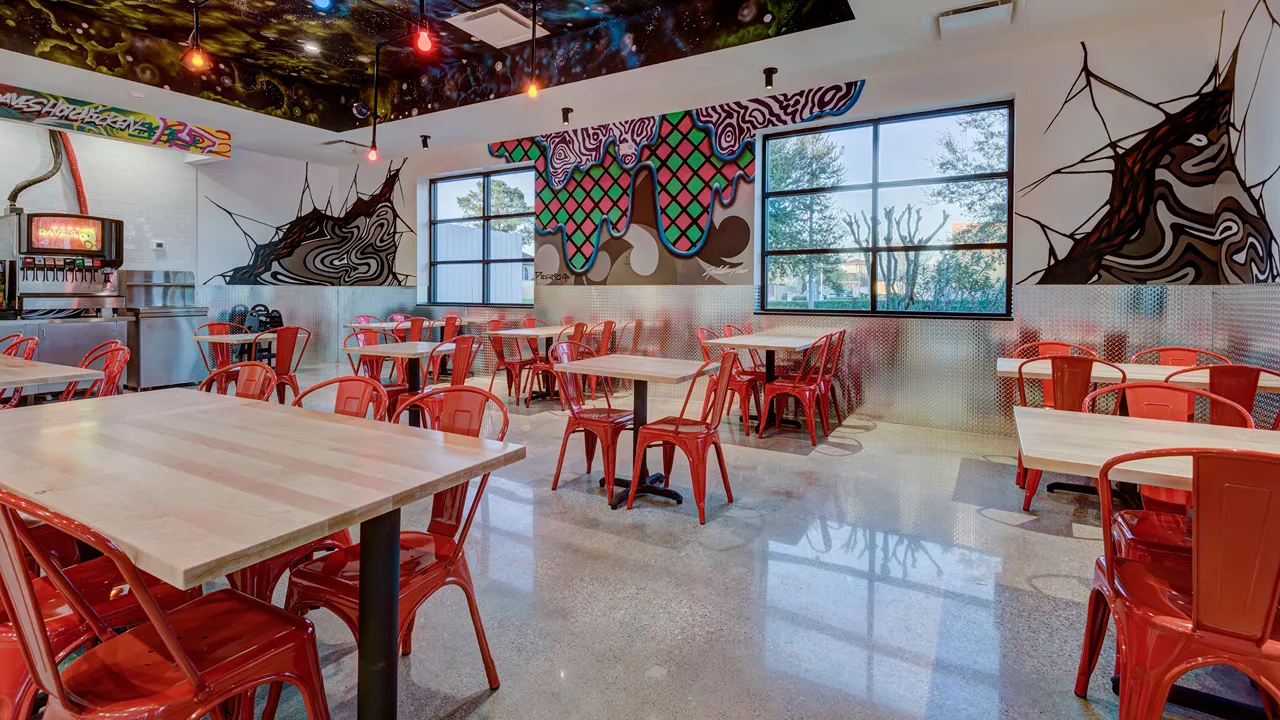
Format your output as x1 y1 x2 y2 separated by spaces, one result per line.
560 322 587 345
821 330 846 380
588 321 616 357
387 313 410 323
700 352 740 432
59 341 128 401
292 376 388 421
520 317 547 357
487 320 516 364
343 330 400 379
1083 382 1254 428
1014 342 1098 406
0 334 21 353
194 322 247 373
351 314 382 324
1131 346 1229 366
436 335 481 385
2 336 37 360
695 327 719 363
620 319 644 355
1163 364 1280 419
440 316 461 342
792 334 830 385
259 326 309 376
549 341 606 417
723 324 764 370
1017 355 1126 412
391 387 509 546
199 361 278 400
394 317 427 342
1099 449 1280 641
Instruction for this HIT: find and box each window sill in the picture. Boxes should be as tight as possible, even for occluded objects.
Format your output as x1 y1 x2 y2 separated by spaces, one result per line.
755 309 1013 321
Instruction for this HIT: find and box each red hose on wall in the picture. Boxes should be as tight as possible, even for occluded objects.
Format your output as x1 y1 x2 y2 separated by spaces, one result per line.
57 131 88 215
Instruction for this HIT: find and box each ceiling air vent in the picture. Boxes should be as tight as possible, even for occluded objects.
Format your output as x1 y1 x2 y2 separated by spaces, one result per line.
446 5 548 49
317 139 371 156
925 0 1014 40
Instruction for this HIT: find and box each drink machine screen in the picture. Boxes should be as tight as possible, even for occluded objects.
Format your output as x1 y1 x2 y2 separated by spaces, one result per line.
27 215 106 255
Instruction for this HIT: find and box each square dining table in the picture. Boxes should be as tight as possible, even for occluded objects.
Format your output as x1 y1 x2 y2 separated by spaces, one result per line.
0 354 102 391
701 330 830 427
996 357 1280 391
553 353 715 508
342 341 455 425
0 389 525 720
488 324 577 400
191 332 277 344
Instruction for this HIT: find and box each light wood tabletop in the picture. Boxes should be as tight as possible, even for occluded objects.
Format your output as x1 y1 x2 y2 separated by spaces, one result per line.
996 358 1280 391
486 324 576 339
701 332 826 353
0 355 102 391
0 389 525 589
192 332 276 344
1015 406 1280 491
342 341 455 359
344 322 408 331
555 354 713 384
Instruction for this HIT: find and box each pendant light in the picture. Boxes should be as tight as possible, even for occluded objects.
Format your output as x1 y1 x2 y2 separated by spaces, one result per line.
414 0 434 53
526 0 539 97
182 1 214 72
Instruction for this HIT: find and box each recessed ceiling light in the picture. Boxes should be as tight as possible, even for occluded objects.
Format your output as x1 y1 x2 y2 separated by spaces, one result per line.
129 90 146 99
303 41 321 54
357 55 371 63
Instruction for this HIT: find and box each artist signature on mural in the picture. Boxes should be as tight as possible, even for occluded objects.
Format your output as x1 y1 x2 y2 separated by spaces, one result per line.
536 271 570 283
702 265 749 281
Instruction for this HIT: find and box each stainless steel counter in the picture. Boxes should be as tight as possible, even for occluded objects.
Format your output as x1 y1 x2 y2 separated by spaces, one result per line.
1 315 132 395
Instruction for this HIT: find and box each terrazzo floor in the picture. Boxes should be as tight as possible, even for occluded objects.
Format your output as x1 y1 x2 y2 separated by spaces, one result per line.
221 363 1251 720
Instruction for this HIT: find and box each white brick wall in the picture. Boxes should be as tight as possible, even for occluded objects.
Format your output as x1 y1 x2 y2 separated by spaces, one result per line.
0 122 197 272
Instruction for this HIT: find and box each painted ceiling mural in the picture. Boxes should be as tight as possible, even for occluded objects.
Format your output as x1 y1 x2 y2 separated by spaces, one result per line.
0 0 855 132
1019 0 1280 285
489 80 865 285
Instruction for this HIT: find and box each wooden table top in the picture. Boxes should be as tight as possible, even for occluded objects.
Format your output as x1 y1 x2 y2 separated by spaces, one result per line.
0 355 102 390
1015 406 1280 491
487 324 576 339
341 341 455 359
996 358 1280 391
192 333 276 344
0 389 525 589
555 354 713 384
344 322 407 331
701 332 826 352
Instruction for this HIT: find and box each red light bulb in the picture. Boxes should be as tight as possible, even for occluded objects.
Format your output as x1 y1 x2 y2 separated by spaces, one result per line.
367 146 379 162
414 27 433 53
182 46 207 71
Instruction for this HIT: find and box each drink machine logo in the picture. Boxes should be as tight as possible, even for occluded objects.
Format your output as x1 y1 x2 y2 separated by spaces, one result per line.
30 217 102 251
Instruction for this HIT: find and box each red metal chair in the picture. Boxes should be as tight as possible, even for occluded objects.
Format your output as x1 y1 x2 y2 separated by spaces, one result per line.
198 362 278 401
629 352 738 524
0 490 331 720
549 342 634 501
393 317 428 343
759 333 832 446
1163 363 1280 431
350 314 382 324
428 315 463 379
1083 383 1253 569
723 323 766 382
291 375 389 421
343 330 409 414
254 326 309 404
1074 448 1280 720
427 334 481 386
0 334 20 354
1013 342 1099 410
1130 345 1230 367
519 317 550 361
1016 355 1128 510
584 320 616 398
386 312 410 324
285 386 508 688
698 328 763 436
57 342 127 402
486 320 536 403
817 329 847 426
195 322 248 395
0 337 38 410
524 322 587 407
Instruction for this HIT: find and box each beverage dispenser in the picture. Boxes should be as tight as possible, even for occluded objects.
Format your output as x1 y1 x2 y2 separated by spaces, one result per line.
0 210 125 316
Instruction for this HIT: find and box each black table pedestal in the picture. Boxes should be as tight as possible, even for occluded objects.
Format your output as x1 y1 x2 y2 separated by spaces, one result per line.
607 379 683 509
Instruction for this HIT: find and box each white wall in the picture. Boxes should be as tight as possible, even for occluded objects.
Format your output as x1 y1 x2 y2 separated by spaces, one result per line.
0 121 198 271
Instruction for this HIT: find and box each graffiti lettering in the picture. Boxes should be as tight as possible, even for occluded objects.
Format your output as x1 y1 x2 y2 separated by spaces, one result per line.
701 265 750 281
535 271 570 283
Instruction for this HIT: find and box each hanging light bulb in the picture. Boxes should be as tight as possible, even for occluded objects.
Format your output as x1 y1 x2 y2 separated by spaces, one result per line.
414 26 433 53
367 144 379 162
526 0 540 99
312 0 333 9
182 46 207 70
527 82 539 98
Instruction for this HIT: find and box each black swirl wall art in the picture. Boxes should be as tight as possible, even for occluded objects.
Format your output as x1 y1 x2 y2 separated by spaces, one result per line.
208 162 411 286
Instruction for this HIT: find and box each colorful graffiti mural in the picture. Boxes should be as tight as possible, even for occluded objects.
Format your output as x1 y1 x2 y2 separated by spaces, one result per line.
489 81 865 282
0 84 232 158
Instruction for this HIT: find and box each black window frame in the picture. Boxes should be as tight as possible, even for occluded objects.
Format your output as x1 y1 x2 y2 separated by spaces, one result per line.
428 167 536 307
759 100 1015 320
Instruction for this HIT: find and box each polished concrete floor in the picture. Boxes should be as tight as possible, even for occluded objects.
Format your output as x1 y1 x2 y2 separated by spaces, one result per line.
247 364 1251 720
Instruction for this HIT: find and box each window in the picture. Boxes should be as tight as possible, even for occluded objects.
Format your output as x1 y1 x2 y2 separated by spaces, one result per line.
761 102 1013 317
429 168 536 305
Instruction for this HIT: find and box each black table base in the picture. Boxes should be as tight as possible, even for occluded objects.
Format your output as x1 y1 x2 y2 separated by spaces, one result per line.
357 508 401 720
606 379 683 509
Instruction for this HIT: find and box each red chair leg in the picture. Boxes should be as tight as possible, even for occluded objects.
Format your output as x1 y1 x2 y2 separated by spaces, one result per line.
829 385 842 421
552 426 573 490
584 432 597 474
739 388 753 436
454 562 500 690
627 441 647 510
1074 588 1111 698
802 399 818 446
1016 452 1027 488
1022 469 1044 511
401 617 415 656
689 448 708 524
602 432 619 502
713 438 732 503
262 682 284 720
662 442 676 487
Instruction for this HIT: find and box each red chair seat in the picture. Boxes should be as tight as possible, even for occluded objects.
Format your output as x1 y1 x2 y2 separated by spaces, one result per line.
291 532 455 591
642 416 714 435
1113 510 1191 568
578 408 635 423
58 589 320 717
1108 557 1194 625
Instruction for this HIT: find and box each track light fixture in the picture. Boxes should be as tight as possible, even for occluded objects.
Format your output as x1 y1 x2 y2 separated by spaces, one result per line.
526 0 539 98
764 67 777 90
420 134 431 149
561 107 572 126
